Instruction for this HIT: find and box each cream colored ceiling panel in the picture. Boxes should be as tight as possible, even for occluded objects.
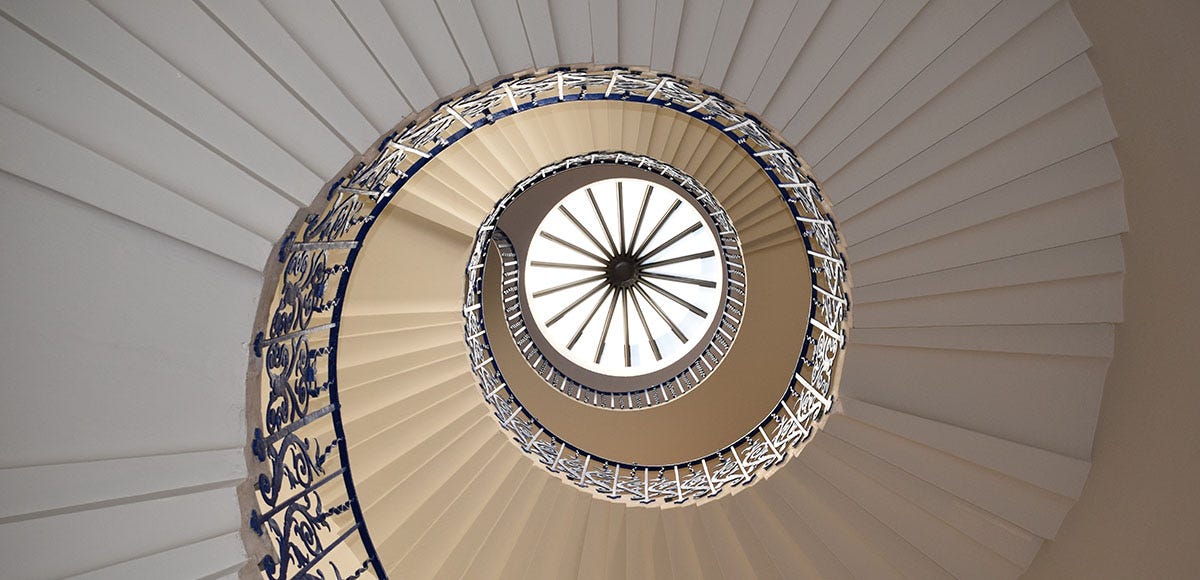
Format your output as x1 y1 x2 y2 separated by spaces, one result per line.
487 476 569 579
706 157 763 200
722 176 780 215
568 497 624 578
336 320 462 370
750 487 862 580
365 424 504 556
676 125 723 176
742 222 808 256
497 471 582 578
339 373 476 451
417 155 504 214
729 196 793 238
486 120 543 175
645 105 683 159
450 138 528 203
345 389 484 487
503 479 583 579
379 439 514 576
498 100 558 161
616 101 647 153
660 105 707 161
540 489 594 579
424 459 534 579
734 208 797 247
336 333 460 384
335 342 466 398
573 481 632 579
348 202 476 299
577 498 622 580
693 138 744 186
338 309 461 337
600 500 630 578
634 105 662 156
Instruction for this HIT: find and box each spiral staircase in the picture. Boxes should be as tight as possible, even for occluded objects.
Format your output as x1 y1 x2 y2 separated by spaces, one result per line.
4 0 1196 578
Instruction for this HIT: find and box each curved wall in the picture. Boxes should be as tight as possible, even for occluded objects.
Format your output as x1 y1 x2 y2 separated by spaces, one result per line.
1024 1 1200 577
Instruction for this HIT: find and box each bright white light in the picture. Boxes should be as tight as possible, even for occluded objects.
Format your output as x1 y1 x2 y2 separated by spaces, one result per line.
524 177 723 377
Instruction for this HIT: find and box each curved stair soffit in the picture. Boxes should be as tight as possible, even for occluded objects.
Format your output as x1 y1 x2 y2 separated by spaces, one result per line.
0 1 1125 579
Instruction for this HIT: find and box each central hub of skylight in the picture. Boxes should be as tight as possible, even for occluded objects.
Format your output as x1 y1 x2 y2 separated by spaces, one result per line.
523 177 725 377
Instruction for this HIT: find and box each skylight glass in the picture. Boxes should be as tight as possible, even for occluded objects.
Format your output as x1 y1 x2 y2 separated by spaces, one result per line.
524 177 724 377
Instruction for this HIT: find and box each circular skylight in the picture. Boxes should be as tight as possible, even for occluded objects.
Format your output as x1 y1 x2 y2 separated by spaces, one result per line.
524 177 724 377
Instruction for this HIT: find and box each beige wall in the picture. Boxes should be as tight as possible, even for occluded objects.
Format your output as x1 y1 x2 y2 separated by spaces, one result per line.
1024 1 1200 577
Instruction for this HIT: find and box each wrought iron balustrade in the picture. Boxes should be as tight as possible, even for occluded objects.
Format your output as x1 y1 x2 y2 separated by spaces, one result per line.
248 67 849 579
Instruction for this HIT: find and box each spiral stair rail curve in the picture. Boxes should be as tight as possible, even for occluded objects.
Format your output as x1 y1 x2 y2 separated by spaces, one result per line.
248 67 849 579
0 1 1140 579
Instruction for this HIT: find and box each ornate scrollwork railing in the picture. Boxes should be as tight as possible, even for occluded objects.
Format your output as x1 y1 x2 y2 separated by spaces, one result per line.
249 182 380 579
248 67 849 578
